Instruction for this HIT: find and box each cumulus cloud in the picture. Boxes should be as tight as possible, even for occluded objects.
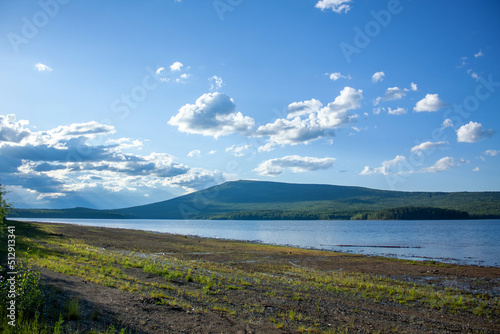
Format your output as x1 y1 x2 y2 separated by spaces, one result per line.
315 0 352 13
165 168 225 193
287 99 323 118
383 87 406 101
413 94 448 112
360 155 407 176
372 71 385 83
187 149 201 158
327 72 350 81
255 87 363 150
0 114 31 143
361 155 457 175
457 121 495 143
0 114 226 207
170 61 183 71
441 118 454 129
387 107 407 115
484 150 499 157
421 157 457 173
411 141 448 153
209 75 224 91
225 144 251 157
35 63 53 72
168 92 255 138
155 61 190 83
410 82 418 91
253 155 336 176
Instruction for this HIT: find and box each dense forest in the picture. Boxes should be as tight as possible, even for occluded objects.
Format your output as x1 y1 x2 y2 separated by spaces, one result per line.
351 207 470 220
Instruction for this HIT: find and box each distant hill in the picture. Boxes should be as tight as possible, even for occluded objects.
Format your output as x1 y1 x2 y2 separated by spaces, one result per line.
9 180 500 220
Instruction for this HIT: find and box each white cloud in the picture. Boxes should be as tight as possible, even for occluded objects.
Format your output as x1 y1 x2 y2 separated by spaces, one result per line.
315 0 352 13
318 87 363 126
484 150 499 157
361 155 457 175
374 86 408 105
156 62 190 83
287 99 323 118
411 141 448 152
373 97 382 106
457 121 495 143
255 87 362 149
360 155 407 176
373 107 384 115
106 138 143 151
0 114 227 206
255 116 324 147
473 167 480 172
209 75 224 91
253 155 335 176
168 92 255 138
474 49 484 58
327 72 350 81
35 63 53 72
166 168 226 193
441 118 454 129
467 69 479 81
187 149 201 158
170 61 183 72
371 71 385 83
226 144 251 157
413 94 448 112
383 87 406 101
422 157 456 173
0 114 31 143
456 57 468 68
351 126 366 133
387 107 407 115
410 82 418 91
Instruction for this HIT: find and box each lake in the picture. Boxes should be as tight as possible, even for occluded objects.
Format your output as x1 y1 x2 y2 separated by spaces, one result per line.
14 218 500 267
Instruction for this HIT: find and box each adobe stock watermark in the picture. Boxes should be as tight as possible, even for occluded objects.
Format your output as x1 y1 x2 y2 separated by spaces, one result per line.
384 74 500 189
213 0 244 21
64 65 163 164
7 0 71 54
339 0 403 64
110 66 163 121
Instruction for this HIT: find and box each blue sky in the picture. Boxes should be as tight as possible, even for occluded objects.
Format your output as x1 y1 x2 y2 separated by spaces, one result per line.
0 0 499 209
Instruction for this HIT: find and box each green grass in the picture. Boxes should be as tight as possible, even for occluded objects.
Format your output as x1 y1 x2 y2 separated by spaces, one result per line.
4 220 499 333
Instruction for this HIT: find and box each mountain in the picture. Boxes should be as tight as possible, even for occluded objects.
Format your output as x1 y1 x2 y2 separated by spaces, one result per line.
9 180 500 220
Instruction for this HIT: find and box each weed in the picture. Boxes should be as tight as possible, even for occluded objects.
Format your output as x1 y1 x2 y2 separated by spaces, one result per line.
65 297 80 320
53 314 64 334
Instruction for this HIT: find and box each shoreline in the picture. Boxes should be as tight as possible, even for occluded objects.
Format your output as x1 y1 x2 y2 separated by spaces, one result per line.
5 219 500 333
10 218 500 268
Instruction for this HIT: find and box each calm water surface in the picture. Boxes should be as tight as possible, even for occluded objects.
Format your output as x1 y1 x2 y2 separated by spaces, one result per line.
15 218 500 267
